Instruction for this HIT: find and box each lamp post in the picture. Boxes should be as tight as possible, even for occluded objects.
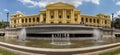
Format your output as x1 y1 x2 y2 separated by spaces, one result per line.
6 12 9 27
111 13 114 36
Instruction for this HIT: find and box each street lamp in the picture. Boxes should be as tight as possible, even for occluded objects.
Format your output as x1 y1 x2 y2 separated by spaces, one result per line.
112 13 114 28
111 13 114 36
6 12 9 27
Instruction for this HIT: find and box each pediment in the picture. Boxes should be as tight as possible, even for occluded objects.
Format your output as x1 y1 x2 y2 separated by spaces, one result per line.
46 2 75 9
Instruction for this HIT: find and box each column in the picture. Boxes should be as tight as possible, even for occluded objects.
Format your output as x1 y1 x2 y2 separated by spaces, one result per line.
63 9 65 19
35 17 36 24
56 10 58 23
54 10 56 23
91 18 93 25
16 19 18 27
84 18 86 24
24 19 25 23
63 9 66 23
99 19 101 26
64 9 66 23
71 9 75 23
54 10 58 23
78 14 81 24
40 14 43 24
27 18 29 23
95 19 97 26
46 10 50 23
31 18 33 23
101 20 103 26
88 18 90 23
19 19 22 26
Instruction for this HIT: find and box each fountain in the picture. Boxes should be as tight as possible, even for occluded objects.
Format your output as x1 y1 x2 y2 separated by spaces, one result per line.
18 28 26 41
51 33 71 45
93 28 103 42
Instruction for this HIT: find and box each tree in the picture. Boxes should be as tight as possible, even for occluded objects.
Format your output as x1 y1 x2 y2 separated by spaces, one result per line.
113 15 120 29
0 22 7 28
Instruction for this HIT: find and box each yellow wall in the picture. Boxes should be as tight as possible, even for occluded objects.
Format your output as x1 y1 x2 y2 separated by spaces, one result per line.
10 2 111 28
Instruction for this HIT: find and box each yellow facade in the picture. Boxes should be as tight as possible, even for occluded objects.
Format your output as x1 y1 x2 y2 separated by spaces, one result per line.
10 2 111 28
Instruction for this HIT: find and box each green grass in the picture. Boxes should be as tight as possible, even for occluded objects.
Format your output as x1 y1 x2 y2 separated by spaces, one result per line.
99 48 120 55
0 49 16 55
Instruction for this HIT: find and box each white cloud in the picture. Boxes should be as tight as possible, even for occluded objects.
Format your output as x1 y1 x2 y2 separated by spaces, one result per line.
114 0 120 6
4 9 9 12
0 12 2 15
116 1 120 5
16 11 23 14
113 10 120 18
18 0 100 8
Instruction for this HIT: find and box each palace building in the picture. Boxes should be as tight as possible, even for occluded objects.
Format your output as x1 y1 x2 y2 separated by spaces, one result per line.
10 2 111 28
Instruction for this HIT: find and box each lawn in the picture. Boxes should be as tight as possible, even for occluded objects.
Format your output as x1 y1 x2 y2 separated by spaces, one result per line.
99 48 120 55
0 49 16 55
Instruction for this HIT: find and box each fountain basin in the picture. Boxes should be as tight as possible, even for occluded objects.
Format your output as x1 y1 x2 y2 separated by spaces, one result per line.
0 41 120 55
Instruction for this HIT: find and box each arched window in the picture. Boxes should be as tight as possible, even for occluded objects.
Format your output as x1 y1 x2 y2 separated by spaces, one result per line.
75 18 77 21
33 18 35 22
25 18 27 23
14 20 16 23
22 19 24 23
59 21 62 23
81 17 84 22
43 18 46 22
29 18 31 22
97 19 99 23
37 17 39 22
67 16 70 19
59 15 62 18
86 18 88 22
90 19 92 23
51 16 54 19
67 21 70 24
51 22 54 24
105 20 107 24
93 19 96 23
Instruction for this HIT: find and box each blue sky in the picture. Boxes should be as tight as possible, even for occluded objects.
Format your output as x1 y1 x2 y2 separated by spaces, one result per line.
0 0 120 21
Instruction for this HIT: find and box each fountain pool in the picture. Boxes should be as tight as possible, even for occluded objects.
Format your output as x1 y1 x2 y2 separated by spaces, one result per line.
0 36 119 49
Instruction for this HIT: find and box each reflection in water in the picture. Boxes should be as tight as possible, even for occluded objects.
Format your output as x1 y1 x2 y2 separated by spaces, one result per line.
0 37 119 49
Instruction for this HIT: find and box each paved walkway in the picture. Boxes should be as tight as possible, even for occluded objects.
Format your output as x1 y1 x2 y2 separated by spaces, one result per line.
116 54 120 55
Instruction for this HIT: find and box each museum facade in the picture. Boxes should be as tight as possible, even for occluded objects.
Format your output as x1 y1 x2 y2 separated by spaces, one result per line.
10 2 111 28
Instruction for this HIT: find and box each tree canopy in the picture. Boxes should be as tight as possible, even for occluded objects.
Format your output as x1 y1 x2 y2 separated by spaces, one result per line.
113 15 120 29
0 22 7 28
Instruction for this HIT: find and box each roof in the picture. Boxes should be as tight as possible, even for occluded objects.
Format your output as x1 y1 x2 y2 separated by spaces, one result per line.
46 2 75 9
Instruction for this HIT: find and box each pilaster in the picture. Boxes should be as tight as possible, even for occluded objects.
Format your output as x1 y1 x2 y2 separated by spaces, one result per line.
71 9 75 23
46 10 50 23
78 14 81 24
63 9 66 23
54 10 58 23
40 14 43 24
